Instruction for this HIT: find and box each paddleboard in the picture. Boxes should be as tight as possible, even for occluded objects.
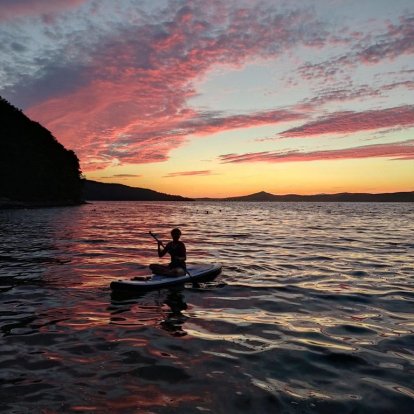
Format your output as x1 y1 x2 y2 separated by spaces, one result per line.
110 263 222 293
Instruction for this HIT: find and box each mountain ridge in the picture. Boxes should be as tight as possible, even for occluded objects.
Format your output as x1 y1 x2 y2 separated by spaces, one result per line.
83 181 414 202
206 190 414 202
83 180 193 201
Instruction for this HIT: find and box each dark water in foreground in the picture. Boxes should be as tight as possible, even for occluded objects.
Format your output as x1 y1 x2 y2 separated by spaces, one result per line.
0 201 413 413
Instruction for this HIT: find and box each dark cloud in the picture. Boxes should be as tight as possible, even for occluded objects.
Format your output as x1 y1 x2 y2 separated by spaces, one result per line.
100 174 142 178
0 0 88 21
299 14 414 81
4 63 90 108
10 42 27 52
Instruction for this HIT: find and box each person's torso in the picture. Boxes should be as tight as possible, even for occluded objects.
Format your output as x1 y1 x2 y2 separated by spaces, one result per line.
167 241 186 267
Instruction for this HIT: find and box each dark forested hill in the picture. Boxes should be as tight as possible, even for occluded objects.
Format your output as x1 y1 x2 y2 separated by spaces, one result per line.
0 97 82 205
83 180 192 201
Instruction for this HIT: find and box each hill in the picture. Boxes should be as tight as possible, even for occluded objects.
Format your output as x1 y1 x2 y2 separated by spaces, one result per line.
225 191 278 201
0 96 82 206
219 191 414 202
83 180 192 201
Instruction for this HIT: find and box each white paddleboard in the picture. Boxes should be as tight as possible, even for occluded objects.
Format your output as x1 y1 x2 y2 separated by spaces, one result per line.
110 263 222 293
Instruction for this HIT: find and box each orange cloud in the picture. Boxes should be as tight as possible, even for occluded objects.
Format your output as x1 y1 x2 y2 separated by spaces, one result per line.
164 170 213 178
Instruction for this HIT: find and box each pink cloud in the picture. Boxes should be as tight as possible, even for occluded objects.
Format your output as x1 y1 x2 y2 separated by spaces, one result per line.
281 105 414 138
219 140 414 164
0 0 87 21
164 170 213 178
28 83 303 170
25 2 320 170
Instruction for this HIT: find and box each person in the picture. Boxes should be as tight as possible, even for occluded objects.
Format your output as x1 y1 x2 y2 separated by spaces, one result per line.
149 228 187 276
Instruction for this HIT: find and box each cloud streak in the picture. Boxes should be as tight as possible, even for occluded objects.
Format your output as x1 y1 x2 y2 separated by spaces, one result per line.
281 105 414 138
164 170 213 178
219 140 414 164
99 174 142 178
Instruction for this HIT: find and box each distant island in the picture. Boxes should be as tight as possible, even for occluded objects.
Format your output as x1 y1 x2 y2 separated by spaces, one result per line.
0 96 82 208
200 190 414 202
83 183 414 202
83 180 191 201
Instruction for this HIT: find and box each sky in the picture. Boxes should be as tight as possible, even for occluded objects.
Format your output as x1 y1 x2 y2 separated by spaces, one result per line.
0 0 413 197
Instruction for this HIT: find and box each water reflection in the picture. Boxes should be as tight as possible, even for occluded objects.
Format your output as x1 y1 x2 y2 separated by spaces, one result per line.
1 202 413 413
160 289 188 337
110 288 189 337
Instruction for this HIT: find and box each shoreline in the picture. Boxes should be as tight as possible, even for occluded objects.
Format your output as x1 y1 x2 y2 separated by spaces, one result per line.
0 199 87 210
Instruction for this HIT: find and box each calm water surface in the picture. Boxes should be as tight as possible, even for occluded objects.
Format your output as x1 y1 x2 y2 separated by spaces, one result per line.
0 202 413 413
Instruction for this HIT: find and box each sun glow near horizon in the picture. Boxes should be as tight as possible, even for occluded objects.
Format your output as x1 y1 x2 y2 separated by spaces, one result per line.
87 156 414 198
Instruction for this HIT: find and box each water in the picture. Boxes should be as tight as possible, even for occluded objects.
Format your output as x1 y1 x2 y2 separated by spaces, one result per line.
0 201 413 413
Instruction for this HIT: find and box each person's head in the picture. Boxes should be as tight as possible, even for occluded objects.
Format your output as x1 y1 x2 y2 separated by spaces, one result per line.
171 228 181 241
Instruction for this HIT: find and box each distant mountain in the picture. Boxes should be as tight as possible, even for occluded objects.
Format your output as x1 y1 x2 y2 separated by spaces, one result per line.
0 96 82 206
225 191 277 201
83 180 193 201
216 191 414 202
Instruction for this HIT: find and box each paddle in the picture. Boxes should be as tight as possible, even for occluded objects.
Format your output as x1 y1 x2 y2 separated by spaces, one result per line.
149 231 165 248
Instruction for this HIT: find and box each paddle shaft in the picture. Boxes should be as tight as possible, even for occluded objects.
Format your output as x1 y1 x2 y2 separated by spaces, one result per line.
149 231 165 248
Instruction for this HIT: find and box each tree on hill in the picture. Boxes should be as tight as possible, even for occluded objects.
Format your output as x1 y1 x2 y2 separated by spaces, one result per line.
0 96 82 203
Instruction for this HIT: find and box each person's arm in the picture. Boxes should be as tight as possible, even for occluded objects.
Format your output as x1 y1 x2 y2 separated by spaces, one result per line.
158 241 169 258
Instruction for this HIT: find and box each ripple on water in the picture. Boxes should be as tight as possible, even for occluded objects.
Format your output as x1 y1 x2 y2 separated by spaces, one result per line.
0 202 413 413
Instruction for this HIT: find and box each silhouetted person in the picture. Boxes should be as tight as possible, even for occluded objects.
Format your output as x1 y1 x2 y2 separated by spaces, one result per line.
149 228 186 276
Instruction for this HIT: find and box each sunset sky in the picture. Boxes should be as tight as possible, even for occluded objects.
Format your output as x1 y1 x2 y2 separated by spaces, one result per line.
0 0 413 197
